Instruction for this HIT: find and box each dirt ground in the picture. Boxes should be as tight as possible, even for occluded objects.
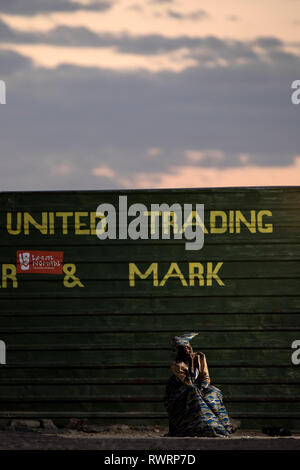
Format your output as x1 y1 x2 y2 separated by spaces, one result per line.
4 420 300 439
56 424 300 439
1 424 300 450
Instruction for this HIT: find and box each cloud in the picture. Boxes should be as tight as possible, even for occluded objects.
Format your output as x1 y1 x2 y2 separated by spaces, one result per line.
50 162 74 175
149 0 173 3
127 4 144 12
253 37 283 49
166 9 209 21
92 165 116 179
184 150 225 163
0 49 32 75
0 0 113 16
0 44 299 190
227 15 239 22
147 147 163 157
1 17 299 70
239 153 250 164
118 157 300 189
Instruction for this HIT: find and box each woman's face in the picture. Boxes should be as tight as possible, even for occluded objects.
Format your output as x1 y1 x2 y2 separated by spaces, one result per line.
183 343 193 355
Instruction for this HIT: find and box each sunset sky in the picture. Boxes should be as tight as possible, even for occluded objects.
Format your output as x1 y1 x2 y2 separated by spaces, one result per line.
0 0 300 189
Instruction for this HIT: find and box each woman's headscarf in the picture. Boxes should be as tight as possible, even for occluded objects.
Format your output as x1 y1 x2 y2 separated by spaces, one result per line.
171 332 198 356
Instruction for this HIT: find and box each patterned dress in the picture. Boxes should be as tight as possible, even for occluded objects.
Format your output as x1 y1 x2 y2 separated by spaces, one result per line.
164 352 232 437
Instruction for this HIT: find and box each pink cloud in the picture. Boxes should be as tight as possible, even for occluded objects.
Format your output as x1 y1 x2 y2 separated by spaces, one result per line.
119 156 300 188
92 165 115 179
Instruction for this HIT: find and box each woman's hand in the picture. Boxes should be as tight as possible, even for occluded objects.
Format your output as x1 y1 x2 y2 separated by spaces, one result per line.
183 344 193 358
200 380 209 394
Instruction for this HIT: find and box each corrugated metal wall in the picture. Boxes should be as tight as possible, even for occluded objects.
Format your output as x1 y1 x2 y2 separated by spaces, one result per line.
0 187 299 429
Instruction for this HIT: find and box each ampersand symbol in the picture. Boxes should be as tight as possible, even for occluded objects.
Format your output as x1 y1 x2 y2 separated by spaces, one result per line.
63 263 84 288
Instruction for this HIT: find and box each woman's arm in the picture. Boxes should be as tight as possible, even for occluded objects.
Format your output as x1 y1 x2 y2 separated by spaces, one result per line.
171 362 193 385
198 353 210 387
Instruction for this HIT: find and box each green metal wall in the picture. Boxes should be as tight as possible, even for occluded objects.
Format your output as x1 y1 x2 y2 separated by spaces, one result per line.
0 187 299 429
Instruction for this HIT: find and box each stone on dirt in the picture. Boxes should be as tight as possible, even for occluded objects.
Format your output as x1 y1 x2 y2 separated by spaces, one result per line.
40 419 57 430
9 419 41 431
116 424 130 431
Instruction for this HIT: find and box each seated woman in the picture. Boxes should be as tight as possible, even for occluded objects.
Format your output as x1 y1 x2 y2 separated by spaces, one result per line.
164 333 232 437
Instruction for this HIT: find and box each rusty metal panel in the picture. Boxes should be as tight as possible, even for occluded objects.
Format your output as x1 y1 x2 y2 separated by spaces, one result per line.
0 187 300 429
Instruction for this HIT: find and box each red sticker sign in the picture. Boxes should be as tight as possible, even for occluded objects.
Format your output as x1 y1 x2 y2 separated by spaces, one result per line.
16 250 64 274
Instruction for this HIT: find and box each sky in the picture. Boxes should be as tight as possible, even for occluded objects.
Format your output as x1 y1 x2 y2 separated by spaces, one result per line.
0 0 300 190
